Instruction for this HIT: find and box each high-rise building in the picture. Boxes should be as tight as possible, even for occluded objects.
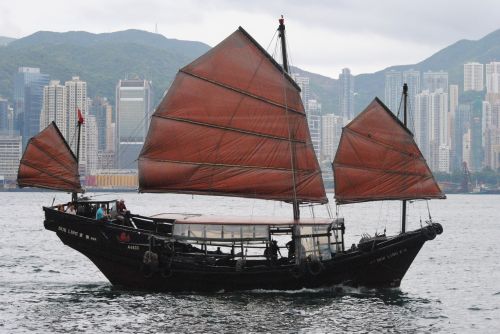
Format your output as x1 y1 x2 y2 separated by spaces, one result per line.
116 79 152 169
321 113 342 161
464 62 484 92
486 62 500 93
307 99 322 159
429 89 449 172
89 97 113 152
422 71 448 93
402 69 421 100
414 89 449 172
0 98 10 131
449 85 459 170
384 70 402 114
0 130 22 183
86 114 99 174
455 104 472 169
291 74 310 111
339 68 354 121
40 80 67 137
65 76 88 173
414 90 431 160
13 67 50 150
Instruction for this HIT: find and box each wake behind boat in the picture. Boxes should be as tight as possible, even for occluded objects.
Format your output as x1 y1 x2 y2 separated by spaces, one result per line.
18 17 444 292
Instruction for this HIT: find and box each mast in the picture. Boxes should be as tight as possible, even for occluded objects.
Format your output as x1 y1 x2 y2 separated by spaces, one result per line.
73 109 83 203
401 83 408 233
279 15 299 220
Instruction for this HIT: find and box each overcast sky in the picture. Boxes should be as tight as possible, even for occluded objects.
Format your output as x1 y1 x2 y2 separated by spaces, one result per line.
1 0 500 78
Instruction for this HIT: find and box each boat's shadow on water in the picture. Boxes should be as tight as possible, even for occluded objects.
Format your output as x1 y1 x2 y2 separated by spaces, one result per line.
69 282 430 307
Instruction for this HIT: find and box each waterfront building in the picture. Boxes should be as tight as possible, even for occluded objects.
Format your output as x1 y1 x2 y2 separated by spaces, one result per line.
0 131 22 183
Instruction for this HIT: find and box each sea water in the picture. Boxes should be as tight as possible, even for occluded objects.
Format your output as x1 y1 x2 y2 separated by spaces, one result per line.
0 192 499 333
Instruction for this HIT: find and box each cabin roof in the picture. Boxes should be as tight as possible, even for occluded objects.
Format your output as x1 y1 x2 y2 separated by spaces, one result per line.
151 213 333 226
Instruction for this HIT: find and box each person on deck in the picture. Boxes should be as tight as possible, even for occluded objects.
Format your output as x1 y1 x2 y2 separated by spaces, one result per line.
286 238 295 259
65 202 76 215
117 199 127 215
264 240 281 262
96 204 107 221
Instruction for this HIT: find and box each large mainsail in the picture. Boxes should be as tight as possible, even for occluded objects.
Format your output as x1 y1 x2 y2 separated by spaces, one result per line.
139 27 327 204
333 98 445 204
17 122 82 192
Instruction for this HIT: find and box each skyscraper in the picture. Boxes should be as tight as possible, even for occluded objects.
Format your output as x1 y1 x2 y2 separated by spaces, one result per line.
307 99 322 159
402 70 421 100
0 130 22 184
86 114 99 174
291 73 310 111
321 113 342 161
449 85 459 170
0 98 9 131
339 68 354 121
485 62 500 94
464 62 484 92
40 80 67 138
116 79 152 169
422 71 448 93
13 67 50 150
89 97 113 152
65 76 88 173
384 70 402 114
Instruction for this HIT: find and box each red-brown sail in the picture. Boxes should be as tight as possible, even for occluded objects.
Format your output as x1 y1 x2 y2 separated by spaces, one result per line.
333 98 445 204
139 27 327 204
17 122 82 192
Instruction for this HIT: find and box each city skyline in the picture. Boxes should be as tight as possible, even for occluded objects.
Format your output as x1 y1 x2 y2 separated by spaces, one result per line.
2 1 500 76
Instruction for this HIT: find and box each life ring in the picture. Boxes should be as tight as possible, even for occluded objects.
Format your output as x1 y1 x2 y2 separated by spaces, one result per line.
307 260 324 276
422 226 436 240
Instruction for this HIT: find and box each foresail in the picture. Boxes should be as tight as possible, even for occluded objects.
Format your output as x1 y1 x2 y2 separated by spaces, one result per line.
139 27 327 204
333 98 445 204
17 122 82 192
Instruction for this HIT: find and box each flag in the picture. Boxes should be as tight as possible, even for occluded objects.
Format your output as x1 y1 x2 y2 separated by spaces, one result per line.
77 109 84 124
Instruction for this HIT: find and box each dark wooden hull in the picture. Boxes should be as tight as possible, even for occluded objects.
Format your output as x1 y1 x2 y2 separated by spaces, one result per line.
43 207 442 292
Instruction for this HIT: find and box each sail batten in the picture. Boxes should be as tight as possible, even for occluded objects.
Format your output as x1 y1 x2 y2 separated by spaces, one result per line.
139 28 327 204
180 70 304 115
17 122 82 193
333 98 445 204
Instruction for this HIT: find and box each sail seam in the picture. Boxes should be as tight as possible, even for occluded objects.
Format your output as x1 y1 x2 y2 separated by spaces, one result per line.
140 157 320 173
180 70 305 116
344 127 426 159
153 114 308 145
334 163 432 177
19 160 81 189
30 138 77 171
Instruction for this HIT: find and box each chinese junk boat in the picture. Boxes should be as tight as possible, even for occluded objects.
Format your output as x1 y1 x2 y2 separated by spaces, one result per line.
18 18 444 292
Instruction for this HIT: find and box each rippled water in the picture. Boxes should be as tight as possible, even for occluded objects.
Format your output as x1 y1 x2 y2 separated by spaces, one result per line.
1 192 499 333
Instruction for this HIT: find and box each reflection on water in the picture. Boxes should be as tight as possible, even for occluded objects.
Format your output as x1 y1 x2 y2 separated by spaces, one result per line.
1 192 499 333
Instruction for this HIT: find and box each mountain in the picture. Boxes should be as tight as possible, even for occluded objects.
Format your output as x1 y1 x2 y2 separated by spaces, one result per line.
0 30 210 105
2 27 500 114
0 36 15 46
353 28 500 114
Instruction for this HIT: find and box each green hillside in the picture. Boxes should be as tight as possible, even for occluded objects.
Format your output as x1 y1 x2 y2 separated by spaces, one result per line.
0 30 210 106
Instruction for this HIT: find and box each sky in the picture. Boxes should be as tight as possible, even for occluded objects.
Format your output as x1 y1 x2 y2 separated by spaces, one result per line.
2 0 500 78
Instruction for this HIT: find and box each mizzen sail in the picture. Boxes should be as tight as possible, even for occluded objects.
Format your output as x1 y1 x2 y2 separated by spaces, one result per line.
139 27 327 203
17 122 82 192
333 98 445 204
